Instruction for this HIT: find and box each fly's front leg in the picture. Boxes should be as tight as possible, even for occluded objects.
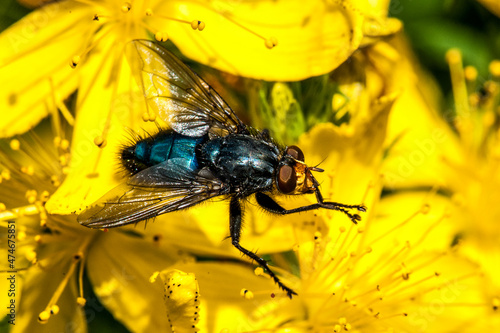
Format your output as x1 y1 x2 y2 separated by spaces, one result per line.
314 189 366 224
255 192 366 224
229 197 297 298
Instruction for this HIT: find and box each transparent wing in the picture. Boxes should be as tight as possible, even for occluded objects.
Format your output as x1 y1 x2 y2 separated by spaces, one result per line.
126 39 246 137
77 160 225 228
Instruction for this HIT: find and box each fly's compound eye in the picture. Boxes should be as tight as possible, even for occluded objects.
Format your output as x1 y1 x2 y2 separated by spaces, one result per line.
277 165 297 194
286 145 304 162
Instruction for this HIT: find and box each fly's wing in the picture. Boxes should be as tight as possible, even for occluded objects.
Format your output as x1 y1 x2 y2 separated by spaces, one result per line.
126 40 246 138
77 160 224 228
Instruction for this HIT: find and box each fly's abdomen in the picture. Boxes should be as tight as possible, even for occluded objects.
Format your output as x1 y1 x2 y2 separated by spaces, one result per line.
121 130 206 175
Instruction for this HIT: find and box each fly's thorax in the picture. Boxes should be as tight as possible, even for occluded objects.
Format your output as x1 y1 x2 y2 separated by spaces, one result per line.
198 134 280 193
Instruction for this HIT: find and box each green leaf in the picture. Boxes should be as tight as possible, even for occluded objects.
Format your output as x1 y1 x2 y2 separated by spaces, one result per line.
0 0 31 32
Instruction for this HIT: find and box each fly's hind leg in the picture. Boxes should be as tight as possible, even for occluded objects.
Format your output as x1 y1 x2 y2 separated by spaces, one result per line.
229 197 297 298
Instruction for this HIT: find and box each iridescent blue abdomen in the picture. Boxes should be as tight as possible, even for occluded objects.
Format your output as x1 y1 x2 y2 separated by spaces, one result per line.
121 130 207 175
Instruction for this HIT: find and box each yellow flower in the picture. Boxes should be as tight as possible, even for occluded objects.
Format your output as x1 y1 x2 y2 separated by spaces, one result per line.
0 0 401 218
237 192 486 332
380 35 463 189
0 0 402 135
0 127 195 332
150 121 490 332
379 42 500 329
437 51 500 300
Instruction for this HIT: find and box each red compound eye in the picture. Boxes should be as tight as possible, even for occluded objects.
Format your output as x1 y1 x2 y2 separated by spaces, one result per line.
286 145 304 162
277 165 297 194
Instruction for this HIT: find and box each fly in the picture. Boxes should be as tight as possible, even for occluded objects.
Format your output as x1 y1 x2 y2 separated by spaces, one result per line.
78 40 366 298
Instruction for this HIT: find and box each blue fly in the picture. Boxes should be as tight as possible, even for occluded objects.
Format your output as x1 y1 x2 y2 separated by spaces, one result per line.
78 40 366 298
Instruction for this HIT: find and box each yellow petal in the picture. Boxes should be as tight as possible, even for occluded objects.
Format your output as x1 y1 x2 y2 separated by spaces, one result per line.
159 270 200 332
381 36 464 189
0 1 92 137
171 261 296 332
87 229 185 332
45 38 154 214
10 252 87 332
156 0 366 81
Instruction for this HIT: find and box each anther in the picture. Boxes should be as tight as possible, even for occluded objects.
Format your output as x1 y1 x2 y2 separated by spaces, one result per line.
59 155 68 166
265 36 278 49
70 55 81 69
25 250 37 262
191 20 205 31
445 49 461 65
489 60 500 78
0 203 6 212
155 31 169 42
1 170 10 180
93 136 107 148
40 191 50 202
77 297 87 307
50 305 60 315
10 139 20 151
240 289 254 299
51 175 60 187
21 166 34 175
26 190 37 204
60 139 70 150
145 8 153 16
38 310 50 323
420 204 430 215
121 2 131 13
464 66 478 82
17 230 26 241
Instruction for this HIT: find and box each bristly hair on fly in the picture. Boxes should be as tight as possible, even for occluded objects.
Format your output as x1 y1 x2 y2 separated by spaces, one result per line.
117 124 168 177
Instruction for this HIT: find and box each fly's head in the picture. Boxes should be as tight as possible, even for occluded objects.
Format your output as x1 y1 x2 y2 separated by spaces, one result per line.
276 145 323 195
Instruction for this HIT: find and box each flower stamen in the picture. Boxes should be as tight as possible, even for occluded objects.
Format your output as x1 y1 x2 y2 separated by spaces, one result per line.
368 208 421 246
219 12 277 49
37 236 91 323
38 253 81 323
149 12 206 31
69 23 114 70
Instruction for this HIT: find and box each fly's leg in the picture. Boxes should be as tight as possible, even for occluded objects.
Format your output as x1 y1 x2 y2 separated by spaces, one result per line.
255 192 366 224
229 197 297 298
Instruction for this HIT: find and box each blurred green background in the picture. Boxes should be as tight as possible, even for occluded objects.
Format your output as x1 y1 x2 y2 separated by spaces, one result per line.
390 0 500 92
